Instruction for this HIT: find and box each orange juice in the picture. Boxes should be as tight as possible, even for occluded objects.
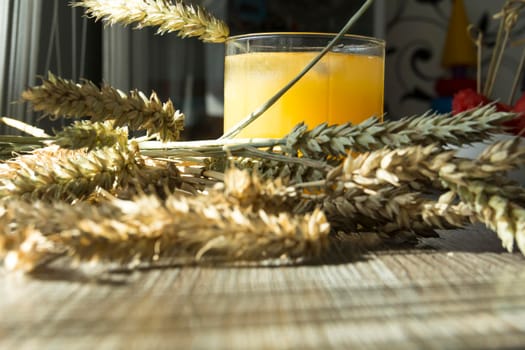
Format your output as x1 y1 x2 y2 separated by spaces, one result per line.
224 47 384 139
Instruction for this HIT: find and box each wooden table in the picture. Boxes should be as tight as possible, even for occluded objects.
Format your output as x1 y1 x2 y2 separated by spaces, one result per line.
1 225 525 349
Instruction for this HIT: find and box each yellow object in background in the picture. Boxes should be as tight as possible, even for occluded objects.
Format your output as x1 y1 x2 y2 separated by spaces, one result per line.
223 33 385 139
442 0 477 68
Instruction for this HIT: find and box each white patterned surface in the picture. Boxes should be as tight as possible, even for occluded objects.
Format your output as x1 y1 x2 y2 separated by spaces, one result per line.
385 0 521 119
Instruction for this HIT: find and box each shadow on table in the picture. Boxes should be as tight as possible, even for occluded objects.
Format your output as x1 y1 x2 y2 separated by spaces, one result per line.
26 264 135 285
420 224 507 254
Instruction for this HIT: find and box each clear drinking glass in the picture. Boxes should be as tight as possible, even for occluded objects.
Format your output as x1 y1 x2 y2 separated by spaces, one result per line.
223 32 385 139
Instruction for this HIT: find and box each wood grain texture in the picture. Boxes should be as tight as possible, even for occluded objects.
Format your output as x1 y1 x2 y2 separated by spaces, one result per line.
1 225 525 349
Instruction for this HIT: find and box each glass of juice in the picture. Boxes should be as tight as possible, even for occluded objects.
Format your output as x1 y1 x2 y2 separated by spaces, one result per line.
223 33 385 139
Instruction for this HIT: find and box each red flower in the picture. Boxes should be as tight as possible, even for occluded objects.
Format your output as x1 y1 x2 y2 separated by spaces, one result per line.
506 92 525 136
452 88 489 114
452 88 524 136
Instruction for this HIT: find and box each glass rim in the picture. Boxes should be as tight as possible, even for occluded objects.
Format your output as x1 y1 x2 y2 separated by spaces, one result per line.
225 32 385 47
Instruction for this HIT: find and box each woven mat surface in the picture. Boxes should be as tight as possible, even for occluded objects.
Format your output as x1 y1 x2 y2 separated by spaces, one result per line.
1 225 525 349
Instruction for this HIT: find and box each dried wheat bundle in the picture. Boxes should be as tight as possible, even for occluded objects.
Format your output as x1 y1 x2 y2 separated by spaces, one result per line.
22 73 184 142
218 164 472 239
73 0 229 43
0 188 329 271
330 138 525 253
2 0 525 275
2 137 525 272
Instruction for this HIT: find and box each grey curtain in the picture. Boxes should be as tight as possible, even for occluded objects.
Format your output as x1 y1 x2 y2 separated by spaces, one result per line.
0 0 101 134
0 0 42 130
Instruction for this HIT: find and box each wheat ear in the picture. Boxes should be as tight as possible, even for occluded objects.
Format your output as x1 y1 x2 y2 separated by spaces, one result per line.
0 192 329 271
73 0 229 43
283 105 516 158
22 72 184 142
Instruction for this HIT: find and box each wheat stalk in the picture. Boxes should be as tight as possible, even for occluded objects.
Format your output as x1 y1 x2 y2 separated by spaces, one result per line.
0 136 47 159
73 0 229 43
219 167 472 238
334 139 525 204
136 106 517 189
22 72 184 142
0 139 192 202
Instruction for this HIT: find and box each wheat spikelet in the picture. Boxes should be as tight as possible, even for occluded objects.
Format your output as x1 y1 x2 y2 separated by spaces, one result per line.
434 138 525 203
214 167 318 214
53 120 129 150
22 73 184 142
74 0 229 43
337 138 525 202
323 185 474 236
139 106 514 170
234 156 328 185
117 157 185 199
0 139 190 202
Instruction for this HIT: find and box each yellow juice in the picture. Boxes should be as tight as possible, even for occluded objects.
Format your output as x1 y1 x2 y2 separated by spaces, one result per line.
224 51 384 139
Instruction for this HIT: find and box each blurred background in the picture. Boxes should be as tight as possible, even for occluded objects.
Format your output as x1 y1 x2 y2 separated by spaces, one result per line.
0 0 520 138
